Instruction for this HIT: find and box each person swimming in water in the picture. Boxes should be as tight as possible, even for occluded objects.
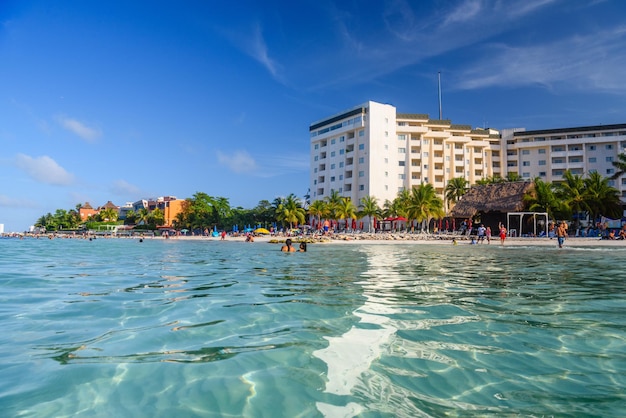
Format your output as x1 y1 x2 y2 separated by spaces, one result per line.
281 238 296 252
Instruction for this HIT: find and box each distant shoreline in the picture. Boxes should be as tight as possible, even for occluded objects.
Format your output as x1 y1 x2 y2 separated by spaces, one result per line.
5 232 622 247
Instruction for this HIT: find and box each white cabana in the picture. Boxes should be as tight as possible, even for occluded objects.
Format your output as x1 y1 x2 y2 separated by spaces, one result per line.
506 212 549 237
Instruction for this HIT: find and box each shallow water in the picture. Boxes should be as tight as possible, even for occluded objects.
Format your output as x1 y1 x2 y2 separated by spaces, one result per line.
0 238 624 417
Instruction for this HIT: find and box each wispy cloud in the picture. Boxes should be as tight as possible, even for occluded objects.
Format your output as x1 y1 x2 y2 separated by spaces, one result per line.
110 179 141 196
217 149 308 177
217 150 259 173
57 115 102 142
14 153 74 185
442 0 482 26
0 194 38 209
456 25 626 93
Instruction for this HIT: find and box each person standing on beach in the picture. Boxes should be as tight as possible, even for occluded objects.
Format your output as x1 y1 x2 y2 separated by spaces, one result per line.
556 221 567 248
499 223 507 245
486 226 491 244
477 224 486 243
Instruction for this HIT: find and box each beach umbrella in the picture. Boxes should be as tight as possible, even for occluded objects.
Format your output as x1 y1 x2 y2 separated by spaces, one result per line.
254 228 270 235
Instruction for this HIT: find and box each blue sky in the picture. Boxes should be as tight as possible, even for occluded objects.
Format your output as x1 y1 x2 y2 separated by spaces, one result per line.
1 0 625 232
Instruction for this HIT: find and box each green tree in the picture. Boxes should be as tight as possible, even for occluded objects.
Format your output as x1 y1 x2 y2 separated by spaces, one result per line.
444 177 468 211
100 207 118 222
583 171 622 221
523 178 566 221
610 152 626 180
358 195 381 232
275 193 305 229
308 199 327 231
555 170 588 229
336 197 357 231
406 184 444 232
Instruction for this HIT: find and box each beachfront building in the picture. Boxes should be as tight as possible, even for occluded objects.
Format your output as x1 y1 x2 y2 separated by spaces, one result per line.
501 124 626 200
309 101 501 206
131 196 185 227
310 102 626 214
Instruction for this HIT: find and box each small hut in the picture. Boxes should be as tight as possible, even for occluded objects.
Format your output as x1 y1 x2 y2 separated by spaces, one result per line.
449 182 536 234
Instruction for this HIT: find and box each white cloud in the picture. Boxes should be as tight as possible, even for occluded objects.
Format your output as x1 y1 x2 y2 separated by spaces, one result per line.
249 23 281 79
0 194 38 208
442 0 483 26
110 179 141 196
456 25 626 93
14 153 74 185
217 150 308 177
217 150 258 173
57 115 102 142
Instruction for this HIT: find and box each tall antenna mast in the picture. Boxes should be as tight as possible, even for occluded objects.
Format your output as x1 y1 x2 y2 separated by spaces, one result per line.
438 71 442 120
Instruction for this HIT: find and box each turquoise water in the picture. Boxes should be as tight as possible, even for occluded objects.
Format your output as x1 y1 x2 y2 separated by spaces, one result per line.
0 238 624 417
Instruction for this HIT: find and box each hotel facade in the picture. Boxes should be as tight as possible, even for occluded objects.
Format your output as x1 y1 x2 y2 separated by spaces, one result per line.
309 101 626 207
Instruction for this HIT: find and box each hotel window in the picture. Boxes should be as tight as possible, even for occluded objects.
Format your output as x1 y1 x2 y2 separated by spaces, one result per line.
424 164 429 169
538 149 546 154
398 148 406 153
608 180 615 187
588 145 596 151
522 161 530 166
606 156 614 162
358 157 364 164
385 131 388 137
385 171 388 177
522 150 530 155
330 163 335 169
423 139 429 145
399 161 405 166
339 174 343 180
359 130 364 137
339 149 345 155
538 160 546 166
606 144 613 150
384 158 388 163
359 144 365 150
607 168 615 175
314 168 318 173
330 151 335 157
588 157 597 163
359 185 364 191
398 174 405 179
445 156 450 161
385 145 388 150
314 144 319 150
398 134 406 140
340 136 345 142
339 162 344 168
330 176 335 182
359 171 364 177
423 151 429 157
331 139 336 145
314 156 318 161
522 172 530 178
539 171 546 176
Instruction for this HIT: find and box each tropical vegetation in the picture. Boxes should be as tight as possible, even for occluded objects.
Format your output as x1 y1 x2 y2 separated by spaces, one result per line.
32 167 624 233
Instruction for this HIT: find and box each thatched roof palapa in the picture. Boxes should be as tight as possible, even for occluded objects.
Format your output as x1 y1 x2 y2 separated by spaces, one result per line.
449 182 534 218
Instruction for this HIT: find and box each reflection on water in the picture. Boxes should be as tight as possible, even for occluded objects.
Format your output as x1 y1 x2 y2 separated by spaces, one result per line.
0 239 625 417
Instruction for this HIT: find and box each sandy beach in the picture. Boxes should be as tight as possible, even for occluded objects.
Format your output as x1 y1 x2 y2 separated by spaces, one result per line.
163 233 623 247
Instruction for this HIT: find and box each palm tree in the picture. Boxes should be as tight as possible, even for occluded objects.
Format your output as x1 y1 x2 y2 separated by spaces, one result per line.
583 171 622 221
406 184 444 233
137 208 151 226
506 172 523 182
358 195 381 232
324 190 343 227
308 200 327 231
523 178 566 221
100 207 118 222
555 170 588 229
610 152 626 180
276 194 306 229
336 197 357 231
151 208 165 226
444 177 468 211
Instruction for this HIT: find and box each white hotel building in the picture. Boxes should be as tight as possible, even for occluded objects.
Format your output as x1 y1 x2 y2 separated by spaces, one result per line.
309 100 626 207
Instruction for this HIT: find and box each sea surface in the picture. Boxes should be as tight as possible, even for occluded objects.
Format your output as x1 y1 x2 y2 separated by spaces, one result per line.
0 237 624 417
